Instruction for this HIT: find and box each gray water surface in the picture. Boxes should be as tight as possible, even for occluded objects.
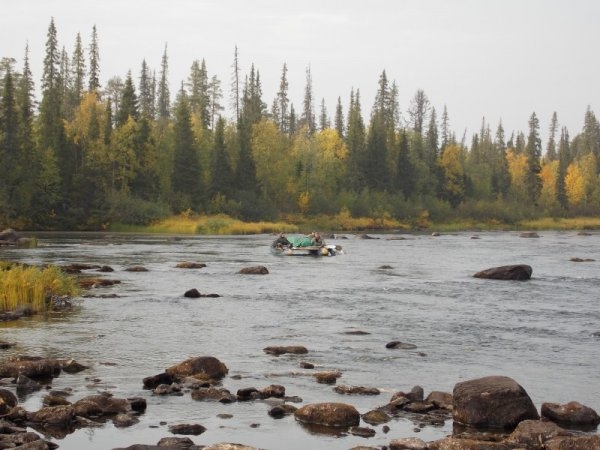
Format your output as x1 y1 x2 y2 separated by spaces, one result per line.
1 231 599 449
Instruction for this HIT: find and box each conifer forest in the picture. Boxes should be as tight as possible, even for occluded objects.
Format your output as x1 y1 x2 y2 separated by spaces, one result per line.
1 19 600 230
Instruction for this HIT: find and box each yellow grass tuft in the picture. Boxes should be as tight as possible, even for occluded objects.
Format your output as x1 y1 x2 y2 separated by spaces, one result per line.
0 264 80 314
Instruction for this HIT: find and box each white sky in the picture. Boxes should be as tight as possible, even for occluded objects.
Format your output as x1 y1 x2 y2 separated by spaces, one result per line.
3 0 599 143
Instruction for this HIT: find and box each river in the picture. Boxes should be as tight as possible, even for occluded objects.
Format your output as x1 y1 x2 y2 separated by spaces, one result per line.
1 231 599 449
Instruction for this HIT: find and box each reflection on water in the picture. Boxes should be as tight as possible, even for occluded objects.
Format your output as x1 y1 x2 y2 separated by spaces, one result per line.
1 231 599 449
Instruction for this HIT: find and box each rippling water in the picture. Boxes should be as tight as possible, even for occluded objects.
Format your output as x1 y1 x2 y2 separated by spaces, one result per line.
1 231 599 449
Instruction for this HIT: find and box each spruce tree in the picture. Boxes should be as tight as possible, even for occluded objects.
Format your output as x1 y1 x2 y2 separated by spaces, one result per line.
491 121 511 198
301 66 315 134
319 98 329 131
334 97 344 138
116 71 138 127
524 112 543 204
172 88 203 210
208 75 223 130
396 130 414 199
556 127 569 209
157 45 170 120
408 89 430 134
230 45 241 124
187 59 210 128
88 25 100 93
15 44 37 215
68 32 85 117
209 116 233 198
345 89 366 191
275 63 289 134
139 59 154 119
546 112 558 161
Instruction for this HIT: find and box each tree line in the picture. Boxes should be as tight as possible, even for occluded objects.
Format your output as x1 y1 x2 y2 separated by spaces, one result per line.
1 18 600 230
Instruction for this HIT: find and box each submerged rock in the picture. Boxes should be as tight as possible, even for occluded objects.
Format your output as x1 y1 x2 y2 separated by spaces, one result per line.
263 346 308 356
238 266 269 274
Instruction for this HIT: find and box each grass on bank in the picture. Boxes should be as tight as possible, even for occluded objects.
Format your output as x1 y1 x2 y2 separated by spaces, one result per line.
109 211 600 235
0 262 81 314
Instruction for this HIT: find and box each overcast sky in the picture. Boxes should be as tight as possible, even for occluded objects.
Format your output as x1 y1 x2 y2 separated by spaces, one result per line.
3 0 599 143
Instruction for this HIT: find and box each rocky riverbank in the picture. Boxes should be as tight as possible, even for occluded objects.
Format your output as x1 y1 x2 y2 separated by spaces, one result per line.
0 350 598 449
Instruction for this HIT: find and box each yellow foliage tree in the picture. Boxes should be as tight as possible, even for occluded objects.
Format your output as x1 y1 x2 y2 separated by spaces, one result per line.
539 160 558 208
438 144 466 207
506 149 528 200
565 163 585 206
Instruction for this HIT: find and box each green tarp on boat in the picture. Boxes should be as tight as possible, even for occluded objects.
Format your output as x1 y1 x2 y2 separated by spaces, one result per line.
287 236 314 247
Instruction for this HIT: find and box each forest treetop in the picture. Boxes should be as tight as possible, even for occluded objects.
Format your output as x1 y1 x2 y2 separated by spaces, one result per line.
1 18 599 230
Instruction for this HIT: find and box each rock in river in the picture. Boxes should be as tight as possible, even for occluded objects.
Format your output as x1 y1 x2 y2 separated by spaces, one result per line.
166 356 229 380
541 401 600 427
294 402 360 427
473 264 532 281
453 375 539 429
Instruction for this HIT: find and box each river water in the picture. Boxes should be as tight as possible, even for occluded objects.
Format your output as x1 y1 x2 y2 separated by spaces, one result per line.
0 231 599 449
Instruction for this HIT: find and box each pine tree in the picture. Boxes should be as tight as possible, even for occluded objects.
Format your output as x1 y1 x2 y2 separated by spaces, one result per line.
88 25 100 93
157 45 170 120
524 112 543 204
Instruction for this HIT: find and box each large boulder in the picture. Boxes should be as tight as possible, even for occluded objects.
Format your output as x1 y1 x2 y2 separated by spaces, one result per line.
294 402 360 427
166 356 228 380
452 375 539 429
473 264 532 281
541 401 600 427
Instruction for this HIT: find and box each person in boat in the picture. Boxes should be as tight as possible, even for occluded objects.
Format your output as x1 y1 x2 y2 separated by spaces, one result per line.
310 231 324 246
272 233 291 249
